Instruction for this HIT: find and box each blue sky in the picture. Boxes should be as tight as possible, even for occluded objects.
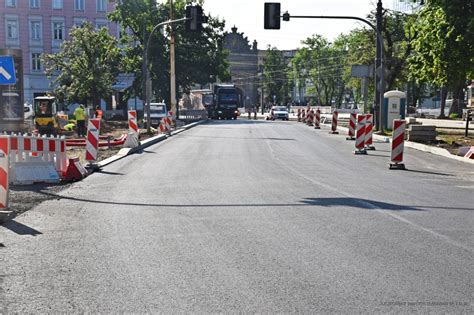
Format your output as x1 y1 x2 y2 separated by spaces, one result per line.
201 0 395 50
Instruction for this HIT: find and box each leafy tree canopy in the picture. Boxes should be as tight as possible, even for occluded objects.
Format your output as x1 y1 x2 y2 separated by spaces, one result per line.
42 22 125 107
108 0 230 105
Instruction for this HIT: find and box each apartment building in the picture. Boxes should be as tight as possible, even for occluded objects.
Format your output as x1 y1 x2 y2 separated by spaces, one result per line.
0 0 119 103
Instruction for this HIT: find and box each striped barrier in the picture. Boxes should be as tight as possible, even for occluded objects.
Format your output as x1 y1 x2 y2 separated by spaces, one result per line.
314 109 321 129
330 110 339 134
307 109 314 126
302 109 306 123
0 136 9 209
365 114 375 150
9 134 67 179
390 120 406 170
354 114 367 155
159 117 173 134
346 113 356 140
297 109 301 122
85 119 101 164
128 110 138 134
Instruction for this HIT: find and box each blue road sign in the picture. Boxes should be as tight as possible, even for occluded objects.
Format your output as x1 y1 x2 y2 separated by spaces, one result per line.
0 55 17 85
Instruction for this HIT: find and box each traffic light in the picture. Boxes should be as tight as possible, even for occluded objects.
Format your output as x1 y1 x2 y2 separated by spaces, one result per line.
264 3 281 29
185 5 208 32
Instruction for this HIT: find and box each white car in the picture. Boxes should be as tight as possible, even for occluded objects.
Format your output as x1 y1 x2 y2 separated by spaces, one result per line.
143 102 168 127
269 106 289 121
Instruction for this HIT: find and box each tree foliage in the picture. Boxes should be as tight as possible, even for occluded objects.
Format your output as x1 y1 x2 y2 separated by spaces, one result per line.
262 47 291 105
42 22 124 107
108 0 230 105
409 0 473 115
291 35 347 107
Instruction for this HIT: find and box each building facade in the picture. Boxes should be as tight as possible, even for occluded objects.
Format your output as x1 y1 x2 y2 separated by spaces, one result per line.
223 26 259 109
0 0 119 104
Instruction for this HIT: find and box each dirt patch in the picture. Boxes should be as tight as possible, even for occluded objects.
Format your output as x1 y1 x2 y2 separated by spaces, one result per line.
436 135 474 156
8 183 72 216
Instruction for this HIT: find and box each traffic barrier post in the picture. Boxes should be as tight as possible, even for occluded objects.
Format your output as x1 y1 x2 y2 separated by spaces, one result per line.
128 110 138 135
365 114 375 150
314 109 321 129
0 136 9 209
354 114 367 155
390 119 406 170
330 110 339 134
307 109 314 126
346 113 356 140
85 119 101 167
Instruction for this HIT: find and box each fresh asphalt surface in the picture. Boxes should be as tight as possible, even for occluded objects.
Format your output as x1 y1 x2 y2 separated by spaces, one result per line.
1 119 473 313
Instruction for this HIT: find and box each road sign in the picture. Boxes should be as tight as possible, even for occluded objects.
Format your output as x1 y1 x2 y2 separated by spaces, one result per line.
0 56 16 85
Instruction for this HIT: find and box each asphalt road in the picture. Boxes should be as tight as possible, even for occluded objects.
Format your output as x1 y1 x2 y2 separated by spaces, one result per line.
1 119 473 313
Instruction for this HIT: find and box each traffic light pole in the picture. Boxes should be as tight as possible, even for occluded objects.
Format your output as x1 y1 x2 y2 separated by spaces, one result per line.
144 17 188 132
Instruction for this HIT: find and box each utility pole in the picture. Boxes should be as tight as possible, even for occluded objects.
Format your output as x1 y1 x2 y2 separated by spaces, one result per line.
170 0 177 118
375 0 385 133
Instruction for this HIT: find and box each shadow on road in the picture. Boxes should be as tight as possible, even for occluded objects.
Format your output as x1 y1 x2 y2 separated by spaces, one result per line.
33 192 474 212
2 220 42 236
301 197 423 211
402 169 454 177
96 170 124 176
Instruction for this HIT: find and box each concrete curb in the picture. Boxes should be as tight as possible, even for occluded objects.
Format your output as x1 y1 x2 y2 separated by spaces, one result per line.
319 122 474 165
97 119 208 168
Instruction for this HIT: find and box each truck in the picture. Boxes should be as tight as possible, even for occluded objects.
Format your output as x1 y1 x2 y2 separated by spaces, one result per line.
209 84 243 120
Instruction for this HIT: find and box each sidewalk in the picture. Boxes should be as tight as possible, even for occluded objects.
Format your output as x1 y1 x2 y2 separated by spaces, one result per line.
417 118 473 130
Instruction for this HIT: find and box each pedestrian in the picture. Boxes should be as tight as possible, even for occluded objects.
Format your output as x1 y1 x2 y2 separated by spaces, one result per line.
74 104 86 137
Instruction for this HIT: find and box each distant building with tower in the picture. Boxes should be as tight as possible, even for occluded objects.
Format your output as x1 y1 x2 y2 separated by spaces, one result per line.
223 26 301 108
223 26 259 109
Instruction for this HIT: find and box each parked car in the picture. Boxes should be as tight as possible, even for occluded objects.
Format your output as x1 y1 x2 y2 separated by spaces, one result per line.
143 102 167 127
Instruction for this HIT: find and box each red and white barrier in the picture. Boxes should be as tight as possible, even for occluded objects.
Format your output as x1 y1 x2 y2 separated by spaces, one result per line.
464 146 474 159
302 109 306 123
390 120 406 169
307 109 314 126
365 113 375 150
0 136 9 209
297 109 301 122
168 111 176 127
354 114 367 154
330 110 339 134
159 117 172 134
9 134 67 178
347 113 356 140
314 109 321 129
85 119 101 164
128 110 138 134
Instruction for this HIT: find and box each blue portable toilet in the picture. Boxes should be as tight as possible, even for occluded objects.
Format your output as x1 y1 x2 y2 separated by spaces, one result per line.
384 90 406 130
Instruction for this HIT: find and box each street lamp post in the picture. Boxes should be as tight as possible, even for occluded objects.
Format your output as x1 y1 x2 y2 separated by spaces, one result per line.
144 17 188 132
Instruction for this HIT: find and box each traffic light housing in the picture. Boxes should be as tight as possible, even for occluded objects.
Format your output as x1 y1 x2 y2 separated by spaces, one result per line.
186 5 208 32
264 3 281 29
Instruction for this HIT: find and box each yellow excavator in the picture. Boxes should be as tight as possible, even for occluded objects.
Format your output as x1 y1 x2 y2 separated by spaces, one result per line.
33 96 70 135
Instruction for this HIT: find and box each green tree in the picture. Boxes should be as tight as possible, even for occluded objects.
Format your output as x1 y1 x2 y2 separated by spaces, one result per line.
409 0 474 117
291 35 347 107
108 0 230 106
262 47 291 105
42 22 124 108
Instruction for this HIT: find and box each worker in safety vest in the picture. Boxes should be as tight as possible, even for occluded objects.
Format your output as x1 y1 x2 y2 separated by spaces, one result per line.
74 104 86 137
94 105 103 120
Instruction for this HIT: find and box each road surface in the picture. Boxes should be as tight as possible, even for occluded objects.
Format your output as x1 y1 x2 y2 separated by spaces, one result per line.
1 119 473 313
